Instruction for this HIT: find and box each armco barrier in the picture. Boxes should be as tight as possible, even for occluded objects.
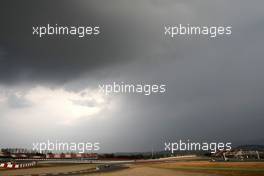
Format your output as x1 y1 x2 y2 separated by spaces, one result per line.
0 161 36 169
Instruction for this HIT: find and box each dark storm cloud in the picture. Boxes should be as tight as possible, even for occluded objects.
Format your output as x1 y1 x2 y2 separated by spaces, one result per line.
0 0 156 84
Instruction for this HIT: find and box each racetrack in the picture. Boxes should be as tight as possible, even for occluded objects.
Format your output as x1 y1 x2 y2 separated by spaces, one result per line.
1 157 264 176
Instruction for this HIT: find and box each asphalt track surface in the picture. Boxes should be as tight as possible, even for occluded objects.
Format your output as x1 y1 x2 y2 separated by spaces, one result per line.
0 156 197 176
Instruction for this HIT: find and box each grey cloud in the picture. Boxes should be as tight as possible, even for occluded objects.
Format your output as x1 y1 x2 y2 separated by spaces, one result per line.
70 99 96 107
7 94 32 108
1 0 264 152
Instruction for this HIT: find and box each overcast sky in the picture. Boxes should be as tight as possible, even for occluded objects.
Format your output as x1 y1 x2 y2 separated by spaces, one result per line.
0 0 264 152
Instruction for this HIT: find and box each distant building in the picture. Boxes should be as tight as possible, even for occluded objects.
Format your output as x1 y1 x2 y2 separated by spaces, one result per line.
1 148 31 154
0 150 3 156
212 149 263 161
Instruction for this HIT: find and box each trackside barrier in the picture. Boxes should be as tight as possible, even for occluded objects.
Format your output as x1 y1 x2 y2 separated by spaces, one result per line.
0 161 36 169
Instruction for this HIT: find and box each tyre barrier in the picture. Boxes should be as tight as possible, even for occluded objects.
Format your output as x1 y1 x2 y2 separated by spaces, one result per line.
0 161 36 169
